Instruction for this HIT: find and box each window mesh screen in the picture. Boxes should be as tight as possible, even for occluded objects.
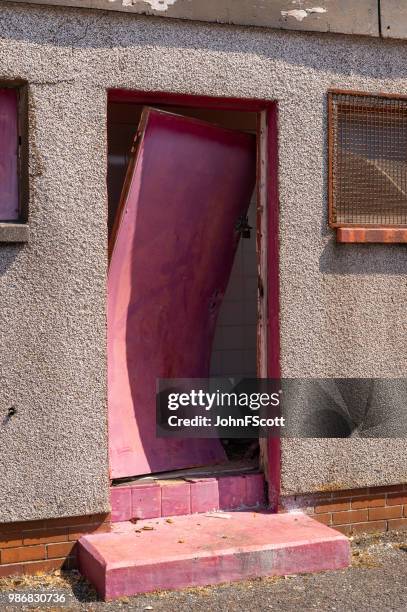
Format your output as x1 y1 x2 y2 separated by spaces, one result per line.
330 92 407 226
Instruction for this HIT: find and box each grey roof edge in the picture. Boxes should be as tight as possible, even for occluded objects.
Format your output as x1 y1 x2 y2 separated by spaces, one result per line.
381 1 407 40
4 0 382 38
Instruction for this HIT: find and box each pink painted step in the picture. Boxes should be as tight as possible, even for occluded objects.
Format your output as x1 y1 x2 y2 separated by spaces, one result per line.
111 473 265 522
78 512 350 600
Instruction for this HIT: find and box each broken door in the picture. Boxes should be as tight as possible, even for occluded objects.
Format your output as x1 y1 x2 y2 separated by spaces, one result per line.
108 107 256 478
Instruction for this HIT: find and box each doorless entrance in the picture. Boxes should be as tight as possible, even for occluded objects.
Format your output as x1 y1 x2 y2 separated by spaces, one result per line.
106 90 280 505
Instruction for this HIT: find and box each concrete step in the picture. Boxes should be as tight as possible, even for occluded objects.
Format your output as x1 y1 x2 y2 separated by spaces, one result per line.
78 511 350 600
111 472 266 522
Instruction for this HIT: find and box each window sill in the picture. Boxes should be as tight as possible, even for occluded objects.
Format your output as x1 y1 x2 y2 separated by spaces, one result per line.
0 223 29 243
336 227 407 244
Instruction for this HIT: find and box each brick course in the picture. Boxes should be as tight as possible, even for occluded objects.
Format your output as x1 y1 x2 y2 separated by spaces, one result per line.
1 483 404 577
279 484 406 535
112 473 266 522
0 513 110 578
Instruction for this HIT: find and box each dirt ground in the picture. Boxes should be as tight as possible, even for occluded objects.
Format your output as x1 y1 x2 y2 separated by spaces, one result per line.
0 531 406 612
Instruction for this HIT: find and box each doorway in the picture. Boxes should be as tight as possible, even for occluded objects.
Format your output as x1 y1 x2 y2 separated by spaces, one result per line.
106 91 279 497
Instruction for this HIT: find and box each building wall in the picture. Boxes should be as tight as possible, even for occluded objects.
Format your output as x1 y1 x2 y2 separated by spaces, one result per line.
0 513 110 577
279 484 407 535
0 2 406 522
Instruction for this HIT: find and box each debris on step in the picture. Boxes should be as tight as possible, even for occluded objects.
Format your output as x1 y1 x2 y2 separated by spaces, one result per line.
204 512 232 519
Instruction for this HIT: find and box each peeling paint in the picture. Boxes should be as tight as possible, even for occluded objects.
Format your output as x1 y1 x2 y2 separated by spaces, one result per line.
281 9 308 21
281 7 327 22
116 0 178 11
307 7 327 14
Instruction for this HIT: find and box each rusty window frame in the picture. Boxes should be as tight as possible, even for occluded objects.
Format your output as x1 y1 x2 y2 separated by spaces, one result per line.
328 89 407 243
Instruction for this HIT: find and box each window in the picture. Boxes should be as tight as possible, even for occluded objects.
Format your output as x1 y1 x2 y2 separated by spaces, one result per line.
0 83 28 242
328 90 407 243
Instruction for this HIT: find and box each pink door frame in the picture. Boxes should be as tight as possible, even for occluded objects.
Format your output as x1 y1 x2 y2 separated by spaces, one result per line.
107 89 281 509
0 88 19 221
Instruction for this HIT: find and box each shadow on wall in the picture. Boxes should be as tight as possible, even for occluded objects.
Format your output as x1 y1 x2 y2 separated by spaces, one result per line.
319 239 407 274
281 378 407 438
0 245 23 277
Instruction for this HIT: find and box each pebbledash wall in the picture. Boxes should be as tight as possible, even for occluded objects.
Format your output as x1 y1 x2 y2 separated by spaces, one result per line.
0 0 407 573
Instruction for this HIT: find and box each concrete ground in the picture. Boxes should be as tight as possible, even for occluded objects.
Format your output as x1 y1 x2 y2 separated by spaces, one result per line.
0 531 406 611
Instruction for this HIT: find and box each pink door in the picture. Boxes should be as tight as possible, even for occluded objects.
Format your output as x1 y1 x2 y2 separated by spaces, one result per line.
0 89 18 220
108 108 256 478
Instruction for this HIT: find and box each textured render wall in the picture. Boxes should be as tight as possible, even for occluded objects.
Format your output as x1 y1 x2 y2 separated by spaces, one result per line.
0 4 406 521
0 6 111 522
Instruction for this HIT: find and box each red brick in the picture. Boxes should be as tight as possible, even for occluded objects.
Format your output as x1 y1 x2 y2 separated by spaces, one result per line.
131 484 161 520
0 520 45 534
317 491 334 499
368 506 402 521
335 488 368 498
0 515 110 537
351 495 385 510
110 487 132 522
2 545 46 564
190 479 219 514
218 476 248 510
370 485 404 495
332 525 351 536
332 510 368 525
45 513 110 529
68 522 110 542
161 482 191 517
0 563 25 577
388 518 407 531
386 493 407 506
0 537 23 549
24 558 68 575
245 474 266 508
47 542 76 559
350 521 386 534
22 528 68 546
315 500 350 514
313 513 332 526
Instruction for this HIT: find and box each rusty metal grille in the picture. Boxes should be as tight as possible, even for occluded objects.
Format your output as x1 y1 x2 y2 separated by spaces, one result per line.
329 92 407 226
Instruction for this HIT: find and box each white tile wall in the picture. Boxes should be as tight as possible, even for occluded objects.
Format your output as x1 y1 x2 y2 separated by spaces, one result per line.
210 198 257 377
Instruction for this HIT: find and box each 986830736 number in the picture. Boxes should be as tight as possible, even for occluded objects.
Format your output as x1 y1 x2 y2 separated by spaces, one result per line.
4 592 67 604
